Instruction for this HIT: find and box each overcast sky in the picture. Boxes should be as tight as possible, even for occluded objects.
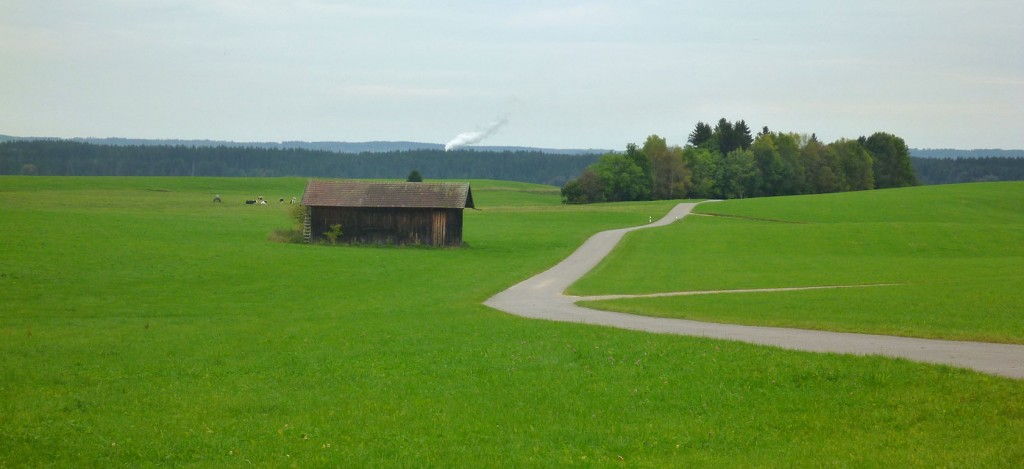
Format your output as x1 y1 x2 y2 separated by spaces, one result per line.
2 1 1022 149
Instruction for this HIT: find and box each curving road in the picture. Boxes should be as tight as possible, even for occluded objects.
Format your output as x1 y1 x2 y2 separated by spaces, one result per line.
484 202 1024 379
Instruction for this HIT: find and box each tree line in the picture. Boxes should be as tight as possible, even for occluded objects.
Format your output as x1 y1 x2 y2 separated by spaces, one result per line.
561 118 918 203
0 134 611 155
4 135 1020 190
912 157 1024 185
0 140 599 186
910 148 1024 159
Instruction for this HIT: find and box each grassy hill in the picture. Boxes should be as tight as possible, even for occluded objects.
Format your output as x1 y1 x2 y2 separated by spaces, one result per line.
575 182 1024 343
2 177 1023 465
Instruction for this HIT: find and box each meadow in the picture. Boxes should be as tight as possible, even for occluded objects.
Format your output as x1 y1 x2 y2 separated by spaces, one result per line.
2 177 1024 466
575 182 1024 343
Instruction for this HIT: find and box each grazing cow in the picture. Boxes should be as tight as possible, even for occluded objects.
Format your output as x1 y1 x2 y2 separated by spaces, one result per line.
213 194 222 203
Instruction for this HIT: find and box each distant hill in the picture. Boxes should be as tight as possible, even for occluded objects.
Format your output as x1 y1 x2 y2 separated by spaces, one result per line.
910 148 1024 159
0 134 609 155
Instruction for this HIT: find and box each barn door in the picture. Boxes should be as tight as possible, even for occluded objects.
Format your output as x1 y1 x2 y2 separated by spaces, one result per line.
432 211 447 246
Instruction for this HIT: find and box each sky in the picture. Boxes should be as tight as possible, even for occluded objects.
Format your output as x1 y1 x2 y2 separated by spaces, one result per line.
2 0 1022 149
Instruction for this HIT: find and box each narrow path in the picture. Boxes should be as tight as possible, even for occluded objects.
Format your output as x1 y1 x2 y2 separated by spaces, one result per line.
484 202 1024 379
572 283 898 302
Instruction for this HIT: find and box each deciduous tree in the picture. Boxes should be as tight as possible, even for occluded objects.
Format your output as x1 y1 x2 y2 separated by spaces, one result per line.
829 139 875 191
683 147 720 198
863 132 917 188
800 138 838 193
593 153 650 201
717 149 758 198
751 133 784 196
775 133 805 195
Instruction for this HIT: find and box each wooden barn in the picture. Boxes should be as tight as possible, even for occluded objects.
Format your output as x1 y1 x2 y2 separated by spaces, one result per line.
300 180 474 246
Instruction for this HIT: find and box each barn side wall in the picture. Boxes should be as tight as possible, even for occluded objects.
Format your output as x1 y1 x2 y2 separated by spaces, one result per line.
309 206 464 246
445 208 464 246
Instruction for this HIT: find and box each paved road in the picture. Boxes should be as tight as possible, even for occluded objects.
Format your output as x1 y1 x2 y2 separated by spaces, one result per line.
484 202 1024 379
572 283 898 302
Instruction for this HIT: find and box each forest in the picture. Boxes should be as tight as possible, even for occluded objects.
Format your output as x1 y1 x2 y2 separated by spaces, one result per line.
912 157 1024 185
910 148 1024 159
561 118 918 203
0 141 598 186
0 134 609 155
3 135 1022 190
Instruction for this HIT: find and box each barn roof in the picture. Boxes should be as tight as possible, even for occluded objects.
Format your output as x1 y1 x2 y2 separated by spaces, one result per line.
301 180 474 209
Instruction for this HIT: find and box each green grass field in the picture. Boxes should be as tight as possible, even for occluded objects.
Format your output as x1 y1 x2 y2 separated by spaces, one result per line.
3 177 1024 466
575 182 1024 343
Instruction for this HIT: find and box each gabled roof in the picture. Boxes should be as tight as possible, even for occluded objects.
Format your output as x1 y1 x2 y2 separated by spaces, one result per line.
301 180 474 209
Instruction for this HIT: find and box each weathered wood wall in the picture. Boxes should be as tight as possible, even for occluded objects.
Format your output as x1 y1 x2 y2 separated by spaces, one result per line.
309 206 464 246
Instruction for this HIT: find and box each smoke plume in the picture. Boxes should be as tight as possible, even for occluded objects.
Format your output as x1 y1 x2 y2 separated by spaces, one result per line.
444 116 508 151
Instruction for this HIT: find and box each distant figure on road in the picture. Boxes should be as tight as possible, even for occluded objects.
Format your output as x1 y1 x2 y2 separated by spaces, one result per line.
213 194 222 203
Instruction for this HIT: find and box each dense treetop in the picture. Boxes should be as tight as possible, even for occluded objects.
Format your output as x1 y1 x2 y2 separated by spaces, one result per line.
562 118 920 203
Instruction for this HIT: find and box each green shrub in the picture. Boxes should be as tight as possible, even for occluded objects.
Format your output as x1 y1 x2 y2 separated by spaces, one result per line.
323 224 343 244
